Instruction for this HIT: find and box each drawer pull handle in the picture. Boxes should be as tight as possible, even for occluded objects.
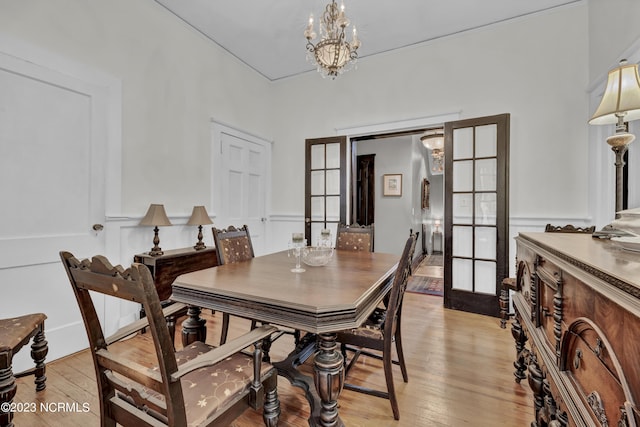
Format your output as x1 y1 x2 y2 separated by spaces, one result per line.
594 338 603 358
541 307 552 317
573 348 582 370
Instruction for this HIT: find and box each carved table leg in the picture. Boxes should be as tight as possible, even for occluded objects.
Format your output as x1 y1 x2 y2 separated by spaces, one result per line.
313 333 344 427
181 305 207 347
511 315 528 383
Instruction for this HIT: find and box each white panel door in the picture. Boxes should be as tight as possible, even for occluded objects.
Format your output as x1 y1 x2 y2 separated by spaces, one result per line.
0 52 108 366
217 129 268 255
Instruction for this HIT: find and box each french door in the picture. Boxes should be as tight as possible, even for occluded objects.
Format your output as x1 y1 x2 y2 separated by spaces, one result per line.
304 136 347 245
444 114 510 317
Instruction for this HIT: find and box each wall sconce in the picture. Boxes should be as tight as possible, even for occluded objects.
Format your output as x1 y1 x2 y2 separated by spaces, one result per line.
421 129 445 173
589 59 640 216
186 205 213 250
139 204 172 256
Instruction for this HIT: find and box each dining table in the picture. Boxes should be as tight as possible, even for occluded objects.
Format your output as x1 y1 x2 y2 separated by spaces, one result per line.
170 248 400 427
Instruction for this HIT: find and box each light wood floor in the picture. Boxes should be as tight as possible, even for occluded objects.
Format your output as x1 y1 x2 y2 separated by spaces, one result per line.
13 293 533 426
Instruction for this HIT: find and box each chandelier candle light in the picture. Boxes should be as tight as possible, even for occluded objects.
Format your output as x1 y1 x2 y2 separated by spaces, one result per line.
304 0 361 79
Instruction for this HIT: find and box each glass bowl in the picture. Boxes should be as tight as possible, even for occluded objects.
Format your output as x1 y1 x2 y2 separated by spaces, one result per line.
301 246 334 267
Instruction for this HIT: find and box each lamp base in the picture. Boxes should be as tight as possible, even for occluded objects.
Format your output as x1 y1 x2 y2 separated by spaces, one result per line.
149 248 164 256
609 132 635 217
193 225 206 250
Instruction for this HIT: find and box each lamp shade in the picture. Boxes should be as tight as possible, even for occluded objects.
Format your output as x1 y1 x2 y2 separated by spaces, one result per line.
139 204 172 226
589 60 640 125
186 206 213 226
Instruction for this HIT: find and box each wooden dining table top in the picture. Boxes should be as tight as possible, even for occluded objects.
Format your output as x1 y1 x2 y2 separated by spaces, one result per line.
171 249 400 334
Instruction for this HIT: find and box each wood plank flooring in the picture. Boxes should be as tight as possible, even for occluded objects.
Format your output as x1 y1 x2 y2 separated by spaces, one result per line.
12 293 533 426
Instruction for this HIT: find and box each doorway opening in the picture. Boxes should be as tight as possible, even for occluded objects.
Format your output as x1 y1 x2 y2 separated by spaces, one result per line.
350 128 443 257
355 154 375 226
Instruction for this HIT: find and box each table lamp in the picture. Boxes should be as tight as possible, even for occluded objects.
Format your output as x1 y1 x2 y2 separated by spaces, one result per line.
186 205 213 250
139 204 172 256
589 59 640 216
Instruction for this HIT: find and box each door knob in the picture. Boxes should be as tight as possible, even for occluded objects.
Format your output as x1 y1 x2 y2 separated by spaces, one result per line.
92 224 104 231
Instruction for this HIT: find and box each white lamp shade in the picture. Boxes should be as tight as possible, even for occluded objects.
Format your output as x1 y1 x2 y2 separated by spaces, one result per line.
589 60 640 125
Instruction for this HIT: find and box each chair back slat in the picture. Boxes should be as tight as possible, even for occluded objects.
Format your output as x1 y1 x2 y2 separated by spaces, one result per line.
96 350 164 393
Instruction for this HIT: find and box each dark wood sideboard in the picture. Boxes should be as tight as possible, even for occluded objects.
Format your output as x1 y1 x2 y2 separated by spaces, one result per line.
510 232 640 426
134 247 218 345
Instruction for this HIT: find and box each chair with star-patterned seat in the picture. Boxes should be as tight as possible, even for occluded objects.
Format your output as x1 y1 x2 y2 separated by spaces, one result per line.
60 251 280 427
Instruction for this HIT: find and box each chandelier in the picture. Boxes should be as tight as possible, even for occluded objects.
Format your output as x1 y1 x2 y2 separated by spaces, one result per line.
421 130 445 173
304 0 361 79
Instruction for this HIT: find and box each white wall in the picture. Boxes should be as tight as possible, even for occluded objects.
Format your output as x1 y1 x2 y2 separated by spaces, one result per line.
0 0 275 219
588 0 640 82
271 4 590 226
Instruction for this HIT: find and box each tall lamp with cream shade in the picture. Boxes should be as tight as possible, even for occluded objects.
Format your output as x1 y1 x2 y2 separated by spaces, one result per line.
139 204 172 256
186 205 213 250
589 59 640 216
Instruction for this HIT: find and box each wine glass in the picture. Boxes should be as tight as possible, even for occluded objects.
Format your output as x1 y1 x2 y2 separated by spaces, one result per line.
289 233 306 273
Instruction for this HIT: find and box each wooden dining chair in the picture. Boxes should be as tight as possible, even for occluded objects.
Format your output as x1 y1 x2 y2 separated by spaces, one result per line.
212 225 256 346
335 223 374 252
0 314 48 427
212 225 255 265
336 233 417 420
60 251 280 427
212 225 300 351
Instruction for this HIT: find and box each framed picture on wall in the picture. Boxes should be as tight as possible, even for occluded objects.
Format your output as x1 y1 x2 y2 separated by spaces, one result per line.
422 178 430 209
383 174 402 196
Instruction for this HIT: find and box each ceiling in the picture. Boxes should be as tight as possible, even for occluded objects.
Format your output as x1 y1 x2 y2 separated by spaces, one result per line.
154 0 580 81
